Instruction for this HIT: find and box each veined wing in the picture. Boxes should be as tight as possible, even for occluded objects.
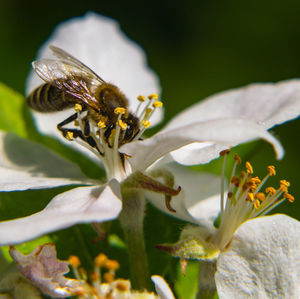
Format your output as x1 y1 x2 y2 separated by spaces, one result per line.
49 45 105 84
32 58 101 111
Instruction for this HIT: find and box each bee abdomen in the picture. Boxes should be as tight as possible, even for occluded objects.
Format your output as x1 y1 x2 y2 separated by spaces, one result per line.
27 83 76 112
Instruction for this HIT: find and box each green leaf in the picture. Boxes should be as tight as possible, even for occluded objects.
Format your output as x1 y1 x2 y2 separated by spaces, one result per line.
0 83 28 138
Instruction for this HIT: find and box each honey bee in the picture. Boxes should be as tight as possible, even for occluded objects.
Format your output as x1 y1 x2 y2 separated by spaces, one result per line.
27 46 140 152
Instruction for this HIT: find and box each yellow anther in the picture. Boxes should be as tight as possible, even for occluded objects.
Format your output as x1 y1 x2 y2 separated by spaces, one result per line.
247 192 255 202
145 108 153 114
74 120 79 126
255 192 266 202
219 149 230 156
230 176 240 187
254 199 261 209
104 272 115 283
148 93 159 100
118 119 127 130
152 101 163 108
137 95 146 102
280 180 290 188
284 192 295 203
142 120 151 128
245 161 253 174
265 187 276 195
251 177 261 185
74 103 82 112
66 131 74 140
95 253 108 267
105 259 120 271
267 165 276 176
114 107 126 115
98 120 106 129
234 154 242 164
68 255 80 267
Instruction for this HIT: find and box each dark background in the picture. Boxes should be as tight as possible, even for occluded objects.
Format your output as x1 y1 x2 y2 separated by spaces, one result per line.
1 0 299 218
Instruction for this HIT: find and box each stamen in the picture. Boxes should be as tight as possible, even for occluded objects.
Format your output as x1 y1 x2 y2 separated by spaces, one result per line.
95 253 108 267
118 119 127 130
148 93 159 100
105 260 120 271
245 161 253 174
142 120 151 128
137 95 146 102
152 101 163 108
74 103 82 112
230 176 240 187
266 187 276 195
220 149 230 214
255 192 266 202
114 107 126 115
68 255 81 267
247 192 255 202
234 154 241 164
104 272 114 283
254 199 260 209
284 192 295 203
267 165 276 176
74 119 79 126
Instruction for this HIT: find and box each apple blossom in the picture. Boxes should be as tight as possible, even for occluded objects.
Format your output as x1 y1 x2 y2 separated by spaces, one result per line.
0 11 300 291
10 243 175 299
154 153 300 298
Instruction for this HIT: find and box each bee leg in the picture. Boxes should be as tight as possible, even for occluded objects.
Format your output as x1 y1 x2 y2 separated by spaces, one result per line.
104 124 115 147
83 118 90 137
57 112 78 131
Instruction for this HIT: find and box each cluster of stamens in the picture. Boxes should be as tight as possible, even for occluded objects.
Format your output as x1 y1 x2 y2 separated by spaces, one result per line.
69 94 163 181
214 150 295 249
68 254 158 298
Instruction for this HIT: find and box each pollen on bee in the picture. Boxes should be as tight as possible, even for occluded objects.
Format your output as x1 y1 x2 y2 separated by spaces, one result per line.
97 120 106 129
74 103 82 112
66 131 74 140
114 107 126 115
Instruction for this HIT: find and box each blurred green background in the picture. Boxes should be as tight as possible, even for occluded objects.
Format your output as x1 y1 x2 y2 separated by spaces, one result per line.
0 0 299 218
0 1 299 296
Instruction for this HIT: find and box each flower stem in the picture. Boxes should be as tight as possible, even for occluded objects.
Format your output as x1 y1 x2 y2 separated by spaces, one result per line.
197 260 217 299
118 189 151 290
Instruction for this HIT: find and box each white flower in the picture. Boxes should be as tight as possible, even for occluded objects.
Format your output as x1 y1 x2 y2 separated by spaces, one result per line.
1 12 300 246
152 156 300 298
9 244 175 299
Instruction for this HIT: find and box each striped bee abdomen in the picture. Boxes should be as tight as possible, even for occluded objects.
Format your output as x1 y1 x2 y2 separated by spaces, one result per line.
27 83 77 112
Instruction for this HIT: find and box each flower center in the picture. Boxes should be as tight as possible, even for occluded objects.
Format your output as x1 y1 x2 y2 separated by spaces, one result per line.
70 94 163 181
68 253 159 298
213 150 295 250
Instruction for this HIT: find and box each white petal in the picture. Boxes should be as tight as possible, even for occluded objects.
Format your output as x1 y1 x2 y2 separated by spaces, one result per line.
26 12 161 146
123 118 283 170
0 180 122 245
215 214 300 299
146 164 221 225
0 131 92 191
151 275 175 299
165 79 300 131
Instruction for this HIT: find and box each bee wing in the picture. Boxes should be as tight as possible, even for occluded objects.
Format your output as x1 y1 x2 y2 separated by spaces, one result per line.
32 58 101 111
49 45 106 84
